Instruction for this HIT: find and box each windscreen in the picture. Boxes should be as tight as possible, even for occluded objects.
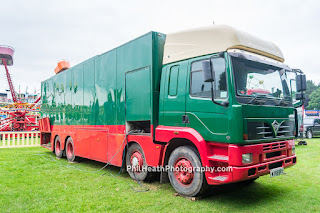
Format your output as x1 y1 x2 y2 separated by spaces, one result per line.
232 57 291 101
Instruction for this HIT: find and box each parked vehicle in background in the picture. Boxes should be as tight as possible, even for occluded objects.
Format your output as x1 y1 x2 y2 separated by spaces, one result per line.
303 117 320 139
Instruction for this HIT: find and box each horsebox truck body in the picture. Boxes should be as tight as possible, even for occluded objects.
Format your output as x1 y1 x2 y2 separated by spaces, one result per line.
40 25 303 196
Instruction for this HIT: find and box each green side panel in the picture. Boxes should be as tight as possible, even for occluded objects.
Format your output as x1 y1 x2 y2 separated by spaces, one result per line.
71 65 84 125
94 50 117 125
83 59 95 125
41 31 166 134
65 70 72 125
50 76 57 124
53 73 65 125
116 33 153 125
126 66 151 121
41 81 49 118
151 33 166 130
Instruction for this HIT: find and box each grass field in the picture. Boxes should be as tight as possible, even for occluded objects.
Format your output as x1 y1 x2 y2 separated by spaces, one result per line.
0 139 319 212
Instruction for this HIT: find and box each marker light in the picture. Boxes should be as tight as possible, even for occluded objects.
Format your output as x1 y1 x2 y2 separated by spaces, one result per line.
292 145 296 155
242 153 253 164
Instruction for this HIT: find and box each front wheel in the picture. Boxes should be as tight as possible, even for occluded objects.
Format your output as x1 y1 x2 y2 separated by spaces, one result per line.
307 130 313 139
168 146 208 197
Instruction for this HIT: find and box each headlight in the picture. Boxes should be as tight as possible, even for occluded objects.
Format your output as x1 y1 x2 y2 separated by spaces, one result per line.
292 145 296 155
242 153 253 164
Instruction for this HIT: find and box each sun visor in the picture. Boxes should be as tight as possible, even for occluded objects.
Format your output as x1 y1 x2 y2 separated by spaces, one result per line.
228 51 291 71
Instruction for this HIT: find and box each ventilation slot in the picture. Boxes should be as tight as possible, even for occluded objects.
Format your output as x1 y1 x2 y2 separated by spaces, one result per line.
276 121 294 138
247 122 273 140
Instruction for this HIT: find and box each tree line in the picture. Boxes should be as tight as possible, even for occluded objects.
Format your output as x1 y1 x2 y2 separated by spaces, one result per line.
304 80 320 110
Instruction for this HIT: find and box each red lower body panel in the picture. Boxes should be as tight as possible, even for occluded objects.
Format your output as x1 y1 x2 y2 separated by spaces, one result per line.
41 124 297 186
40 124 164 167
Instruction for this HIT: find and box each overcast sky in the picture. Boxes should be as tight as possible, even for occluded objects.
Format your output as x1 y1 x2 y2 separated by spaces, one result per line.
0 0 319 96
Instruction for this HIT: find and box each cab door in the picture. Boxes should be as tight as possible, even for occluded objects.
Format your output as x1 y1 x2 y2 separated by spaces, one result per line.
185 55 231 142
161 62 188 127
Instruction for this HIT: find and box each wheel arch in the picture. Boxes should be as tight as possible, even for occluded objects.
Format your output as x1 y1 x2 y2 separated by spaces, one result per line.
156 126 210 168
162 138 200 169
122 140 140 166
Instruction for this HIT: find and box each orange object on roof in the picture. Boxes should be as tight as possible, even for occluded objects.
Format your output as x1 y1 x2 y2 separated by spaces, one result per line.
54 60 70 74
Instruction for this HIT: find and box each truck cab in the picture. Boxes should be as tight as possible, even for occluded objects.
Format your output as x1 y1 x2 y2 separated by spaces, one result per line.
156 25 304 196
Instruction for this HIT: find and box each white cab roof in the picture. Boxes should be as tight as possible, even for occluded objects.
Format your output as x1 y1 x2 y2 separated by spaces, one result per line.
163 25 284 64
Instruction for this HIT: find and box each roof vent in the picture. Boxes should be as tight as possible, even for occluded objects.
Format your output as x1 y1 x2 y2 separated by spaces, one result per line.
54 60 70 74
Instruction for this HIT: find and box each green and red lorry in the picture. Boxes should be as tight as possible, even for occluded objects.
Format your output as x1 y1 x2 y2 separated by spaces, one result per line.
40 25 306 196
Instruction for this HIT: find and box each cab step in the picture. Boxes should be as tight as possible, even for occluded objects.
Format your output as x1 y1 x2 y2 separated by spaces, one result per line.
208 175 229 182
208 155 229 162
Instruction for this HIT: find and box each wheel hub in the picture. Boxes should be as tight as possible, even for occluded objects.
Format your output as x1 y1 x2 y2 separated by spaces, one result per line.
130 151 143 172
174 158 194 185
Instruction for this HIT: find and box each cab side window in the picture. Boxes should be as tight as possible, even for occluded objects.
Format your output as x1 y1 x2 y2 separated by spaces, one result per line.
168 65 179 96
190 57 228 99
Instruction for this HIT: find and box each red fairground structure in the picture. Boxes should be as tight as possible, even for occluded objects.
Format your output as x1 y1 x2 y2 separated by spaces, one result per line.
0 45 40 131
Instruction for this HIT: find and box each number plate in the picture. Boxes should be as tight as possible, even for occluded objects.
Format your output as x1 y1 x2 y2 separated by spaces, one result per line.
270 167 284 178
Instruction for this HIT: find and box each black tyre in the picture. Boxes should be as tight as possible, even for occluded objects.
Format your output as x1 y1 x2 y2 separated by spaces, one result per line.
65 137 77 162
54 136 64 158
307 130 313 139
168 146 208 197
126 143 153 181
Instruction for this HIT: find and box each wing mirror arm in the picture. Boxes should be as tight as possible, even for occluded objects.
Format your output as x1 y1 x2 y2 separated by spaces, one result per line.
202 56 229 107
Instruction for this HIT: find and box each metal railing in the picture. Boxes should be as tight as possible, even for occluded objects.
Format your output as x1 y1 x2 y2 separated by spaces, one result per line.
0 131 40 148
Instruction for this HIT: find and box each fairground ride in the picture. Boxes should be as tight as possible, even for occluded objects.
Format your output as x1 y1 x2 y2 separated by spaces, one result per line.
0 45 40 131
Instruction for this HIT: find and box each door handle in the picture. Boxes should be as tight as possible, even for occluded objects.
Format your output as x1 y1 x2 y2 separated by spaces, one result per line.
182 115 190 123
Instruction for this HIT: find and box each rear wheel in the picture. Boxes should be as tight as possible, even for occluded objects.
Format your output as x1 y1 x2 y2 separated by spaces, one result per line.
54 136 63 158
126 143 153 181
307 130 313 139
168 146 208 197
66 137 77 162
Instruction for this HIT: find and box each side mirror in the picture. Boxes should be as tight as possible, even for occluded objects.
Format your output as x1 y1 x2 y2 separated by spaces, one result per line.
295 92 305 100
296 74 306 92
202 61 214 82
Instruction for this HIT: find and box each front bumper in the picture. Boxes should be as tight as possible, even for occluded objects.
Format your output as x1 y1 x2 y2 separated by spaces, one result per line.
206 155 296 185
231 155 296 182
205 140 297 185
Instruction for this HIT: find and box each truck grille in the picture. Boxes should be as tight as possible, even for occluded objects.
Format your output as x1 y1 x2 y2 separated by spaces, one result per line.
276 121 294 138
247 122 273 140
247 121 294 140
263 142 286 151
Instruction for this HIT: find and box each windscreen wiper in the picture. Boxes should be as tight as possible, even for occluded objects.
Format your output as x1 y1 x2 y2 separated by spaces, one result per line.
276 99 288 106
247 95 268 105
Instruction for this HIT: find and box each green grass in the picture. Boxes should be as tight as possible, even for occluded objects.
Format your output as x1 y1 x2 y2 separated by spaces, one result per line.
0 139 319 212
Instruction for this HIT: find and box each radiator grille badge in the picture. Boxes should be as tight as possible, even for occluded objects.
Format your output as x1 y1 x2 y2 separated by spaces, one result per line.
272 120 280 135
